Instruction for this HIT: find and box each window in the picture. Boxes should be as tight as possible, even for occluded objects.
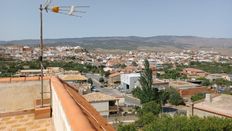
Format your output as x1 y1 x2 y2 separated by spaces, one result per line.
126 84 129 89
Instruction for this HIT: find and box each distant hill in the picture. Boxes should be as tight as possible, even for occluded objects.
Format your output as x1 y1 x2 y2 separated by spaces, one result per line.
1 36 232 51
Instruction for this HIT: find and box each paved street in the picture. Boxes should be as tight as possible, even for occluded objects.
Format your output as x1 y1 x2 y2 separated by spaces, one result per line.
124 94 141 106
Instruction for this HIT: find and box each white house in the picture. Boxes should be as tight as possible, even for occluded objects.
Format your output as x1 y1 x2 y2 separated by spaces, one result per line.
120 73 140 93
83 92 118 116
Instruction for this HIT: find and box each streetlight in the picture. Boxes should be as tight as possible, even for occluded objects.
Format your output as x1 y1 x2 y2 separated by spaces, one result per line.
39 0 88 107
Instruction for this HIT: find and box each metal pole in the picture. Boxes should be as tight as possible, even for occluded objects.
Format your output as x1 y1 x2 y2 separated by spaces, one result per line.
40 4 44 107
191 103 194 116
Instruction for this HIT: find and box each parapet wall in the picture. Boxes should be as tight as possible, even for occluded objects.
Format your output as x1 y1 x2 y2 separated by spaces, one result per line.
51 77 96 131
0 76 50 83
179 87 215 97
0 76 115 131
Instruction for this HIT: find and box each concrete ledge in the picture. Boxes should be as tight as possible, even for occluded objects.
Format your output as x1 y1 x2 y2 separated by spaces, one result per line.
0 109 34 118
35 106 51 119
34 99 51 119
0 76 51 83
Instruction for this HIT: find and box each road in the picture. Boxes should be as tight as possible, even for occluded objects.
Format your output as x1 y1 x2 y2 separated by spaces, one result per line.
85 73 141 106
124 94 141 106
85 73 103 88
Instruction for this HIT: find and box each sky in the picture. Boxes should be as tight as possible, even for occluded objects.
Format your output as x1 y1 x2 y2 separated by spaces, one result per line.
0 0 231 41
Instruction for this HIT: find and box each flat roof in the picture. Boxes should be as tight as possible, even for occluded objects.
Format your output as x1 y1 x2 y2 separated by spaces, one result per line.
169 80 197 89
121 73 140 77
184 68 205 72
194 94 232 118
19 70 48 73
109 72 121 78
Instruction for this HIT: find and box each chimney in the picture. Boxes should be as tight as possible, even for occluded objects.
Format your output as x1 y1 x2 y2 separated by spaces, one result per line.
205 93 212 103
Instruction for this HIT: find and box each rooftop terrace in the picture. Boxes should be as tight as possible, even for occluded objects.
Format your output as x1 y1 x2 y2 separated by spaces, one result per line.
0 76 115 131
0 113 53 131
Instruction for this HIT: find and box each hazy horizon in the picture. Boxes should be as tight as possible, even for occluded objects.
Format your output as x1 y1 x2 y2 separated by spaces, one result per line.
1 35 232 42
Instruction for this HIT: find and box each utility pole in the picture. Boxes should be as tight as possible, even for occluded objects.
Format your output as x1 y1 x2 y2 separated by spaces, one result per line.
39 4 44 107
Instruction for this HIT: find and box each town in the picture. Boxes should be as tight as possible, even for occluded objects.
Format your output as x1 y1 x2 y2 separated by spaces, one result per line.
0 44 232 130
1 0 232 130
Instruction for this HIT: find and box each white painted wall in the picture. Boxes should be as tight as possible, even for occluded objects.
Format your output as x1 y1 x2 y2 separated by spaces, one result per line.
117 97 125 106
52 86 71 131
90 101 109 116
120 73 140 92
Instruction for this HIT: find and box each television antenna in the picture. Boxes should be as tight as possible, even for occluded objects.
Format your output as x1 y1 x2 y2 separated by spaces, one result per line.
39 0 89 107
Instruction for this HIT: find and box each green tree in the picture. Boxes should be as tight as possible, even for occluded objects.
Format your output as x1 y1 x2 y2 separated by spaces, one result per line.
167 88 184 105
87 78 93 86
138 101 161 117
117 123 137 131
189 61 232 74
132 61 138 67
132 59 159 103
99 67 104 77
159 69 186 80
118 115 232 131
213 78 232 87
120 64 127 68
135 112 155 128
159 90 169 106
104 70 110 78
99 77 104 83
143 115 232 131
191 93 205 102
197 77 211 86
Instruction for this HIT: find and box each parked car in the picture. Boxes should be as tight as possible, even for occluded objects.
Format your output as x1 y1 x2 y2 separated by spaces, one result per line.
91 88 100 92
91 86 96 91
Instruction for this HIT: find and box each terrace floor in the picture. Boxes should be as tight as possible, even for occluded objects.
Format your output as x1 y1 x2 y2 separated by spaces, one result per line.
0 114 54 131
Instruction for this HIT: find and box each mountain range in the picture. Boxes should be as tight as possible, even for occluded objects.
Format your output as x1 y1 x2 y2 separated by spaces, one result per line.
1 36 232 54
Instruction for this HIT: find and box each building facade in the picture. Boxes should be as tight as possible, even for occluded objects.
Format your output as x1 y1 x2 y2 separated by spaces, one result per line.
120 73 140 93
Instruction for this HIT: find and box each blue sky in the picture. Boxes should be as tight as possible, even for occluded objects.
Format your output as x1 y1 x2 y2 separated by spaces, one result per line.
0 0 231 41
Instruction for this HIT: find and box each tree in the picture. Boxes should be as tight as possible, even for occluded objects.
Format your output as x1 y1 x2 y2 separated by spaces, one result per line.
188 61 232 74
132 59 159 103
167 88 184 105
132 61 138 67
99 77 104 83
143 115 232 131
117 123 137 131
99 67 104 77
197 77 211 86
191 93 205 102
135 112 155 128
87 78 93 86
118 115 232 131
120 64 127 68
159 69 186 80
104 70 110 78
159 90 169 106
213 78 232 87
138 101 161 117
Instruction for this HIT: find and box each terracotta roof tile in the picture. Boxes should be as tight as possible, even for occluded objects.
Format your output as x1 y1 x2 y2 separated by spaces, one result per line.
84 92 117 102
59 74 87 81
